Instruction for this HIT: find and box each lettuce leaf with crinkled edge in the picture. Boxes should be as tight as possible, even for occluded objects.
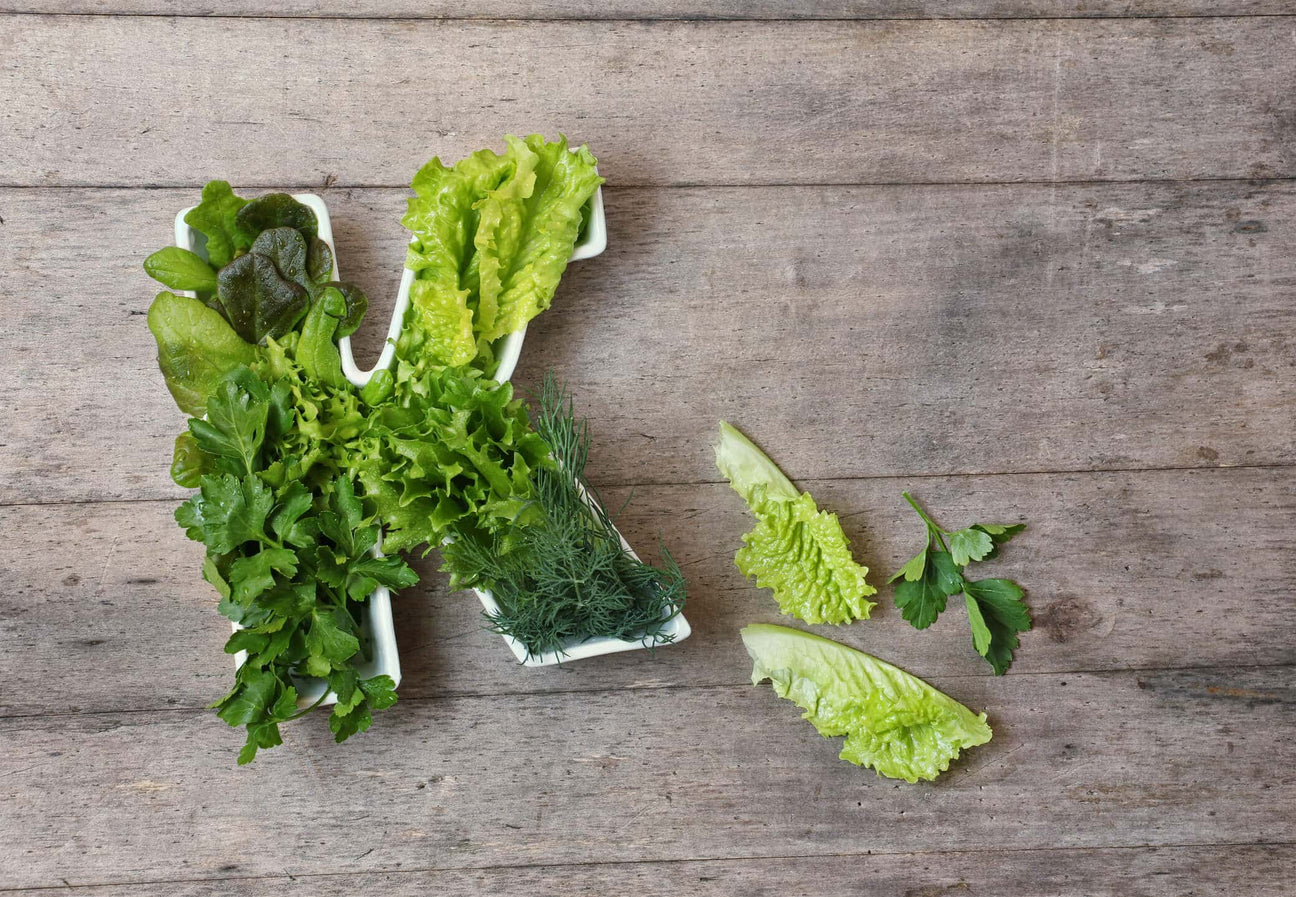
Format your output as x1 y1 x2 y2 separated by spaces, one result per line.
474 135 604 345
401 146 515 366
742 624 992 783
399 135 602 369
716 421 875 624
349 365 552 553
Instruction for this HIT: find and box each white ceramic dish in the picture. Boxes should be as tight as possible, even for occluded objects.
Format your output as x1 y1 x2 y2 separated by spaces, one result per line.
178 179 686 677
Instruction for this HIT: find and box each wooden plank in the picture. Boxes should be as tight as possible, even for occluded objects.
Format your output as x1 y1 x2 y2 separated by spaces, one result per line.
6 844 1295 897
1 665 1292 888
1 16 1293 188
3 179 1295 506
1 1 1290 19
3 466 1293 718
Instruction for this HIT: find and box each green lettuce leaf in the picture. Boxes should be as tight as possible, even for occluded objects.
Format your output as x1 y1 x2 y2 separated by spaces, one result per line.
351 366 551 552
474 135 603 345
183 180 251 269
147 291 257 416
716 421 875 624
742 623 992 783
400 135 602 369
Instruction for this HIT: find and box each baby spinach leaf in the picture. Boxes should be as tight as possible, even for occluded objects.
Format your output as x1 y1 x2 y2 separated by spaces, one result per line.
144 246 218 293
250 226 310 290
307 237 334 285
216 251 311 343
184 181 252 268
314 281 368 338
147 291 257 416
297 287 348 388
235 193 318 243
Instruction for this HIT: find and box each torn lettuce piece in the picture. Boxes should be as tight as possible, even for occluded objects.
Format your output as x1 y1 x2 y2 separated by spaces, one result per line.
742 624 992 783
716 421 875 624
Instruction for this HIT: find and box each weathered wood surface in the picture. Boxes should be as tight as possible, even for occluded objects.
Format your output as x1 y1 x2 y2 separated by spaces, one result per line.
5 179 1295 506
3 16 1294 188
5 5 1295 895
2 665 1293 889
3 1 1289 18
9 845 1294 897
4 466 1295 717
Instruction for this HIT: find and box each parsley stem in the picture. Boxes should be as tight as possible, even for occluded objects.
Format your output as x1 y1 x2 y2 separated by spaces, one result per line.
902 492 949 551
280 689 330 722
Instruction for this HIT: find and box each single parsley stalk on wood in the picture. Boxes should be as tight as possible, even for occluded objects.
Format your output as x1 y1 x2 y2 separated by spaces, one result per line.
889 492 1030 675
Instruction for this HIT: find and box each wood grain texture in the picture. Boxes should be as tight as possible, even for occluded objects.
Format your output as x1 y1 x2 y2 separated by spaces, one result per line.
3 179 1293 505
2 665 1293 888
4 845 1295 896
4 466 1293 718
2 16 1294 188
2 1 1291 19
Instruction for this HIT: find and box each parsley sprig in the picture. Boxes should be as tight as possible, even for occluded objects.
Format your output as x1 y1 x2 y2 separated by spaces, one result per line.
889 493 1030 675
177 364 417 764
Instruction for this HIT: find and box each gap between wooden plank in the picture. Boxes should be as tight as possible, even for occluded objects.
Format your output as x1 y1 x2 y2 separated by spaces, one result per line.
3 663 1291 723
2 841 1291 895
2 460 1292 511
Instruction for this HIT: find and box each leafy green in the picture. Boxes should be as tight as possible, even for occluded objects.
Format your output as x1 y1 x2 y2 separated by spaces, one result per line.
147 291 257 416
476 135 604 345
742 623 992 783
441 374 686 659
400 135 602 369
216 250 311 344
175 364 416 764
250 227 311 290
296 287 348 388
184 180 252 269
715 421 875 624
888 492 1030 675
352 365 550 553
144 246 218 293
235 193 318 243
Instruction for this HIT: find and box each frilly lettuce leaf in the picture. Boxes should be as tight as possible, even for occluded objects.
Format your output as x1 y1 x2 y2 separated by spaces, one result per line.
400 135 603 370
350 366 552 553
737 488 876 624
475 135 604 345
716 421 875 624
741 623 992 783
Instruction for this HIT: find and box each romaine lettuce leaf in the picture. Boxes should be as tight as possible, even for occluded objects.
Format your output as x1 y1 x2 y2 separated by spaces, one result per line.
475 135 604 345
716 421 875 624
400 135 603 369
742 623 992 783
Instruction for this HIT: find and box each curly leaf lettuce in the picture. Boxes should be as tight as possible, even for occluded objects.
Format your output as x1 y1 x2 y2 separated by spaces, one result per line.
742 624 992 783
400 135 603 370
716 422 875 624
352 366 552 553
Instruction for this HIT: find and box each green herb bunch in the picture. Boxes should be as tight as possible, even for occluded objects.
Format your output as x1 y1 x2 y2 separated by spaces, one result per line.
442 375 687 659
890 493 1030 675
176 367 417 764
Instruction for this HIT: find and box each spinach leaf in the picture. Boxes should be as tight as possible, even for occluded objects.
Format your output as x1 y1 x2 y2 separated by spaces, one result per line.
313 280 368 338
216 252 310 343
297 287 348 387
147 291 257 416
307 237 334 285
236 193 318 242
250 227 310 290
144 246 218 293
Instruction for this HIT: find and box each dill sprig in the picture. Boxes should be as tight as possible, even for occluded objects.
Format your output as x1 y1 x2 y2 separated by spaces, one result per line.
442 373 686 660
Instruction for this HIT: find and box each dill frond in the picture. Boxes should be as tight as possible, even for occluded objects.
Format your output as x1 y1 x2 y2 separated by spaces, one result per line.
441 372 687 660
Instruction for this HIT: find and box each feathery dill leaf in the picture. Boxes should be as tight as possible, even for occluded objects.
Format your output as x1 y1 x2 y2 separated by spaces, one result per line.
442 373 686 659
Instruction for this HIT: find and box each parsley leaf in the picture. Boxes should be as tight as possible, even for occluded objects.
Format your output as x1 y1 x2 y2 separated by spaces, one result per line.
890 493 1031 675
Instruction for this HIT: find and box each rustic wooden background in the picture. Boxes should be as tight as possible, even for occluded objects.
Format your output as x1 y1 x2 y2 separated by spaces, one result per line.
2 4 1295 895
